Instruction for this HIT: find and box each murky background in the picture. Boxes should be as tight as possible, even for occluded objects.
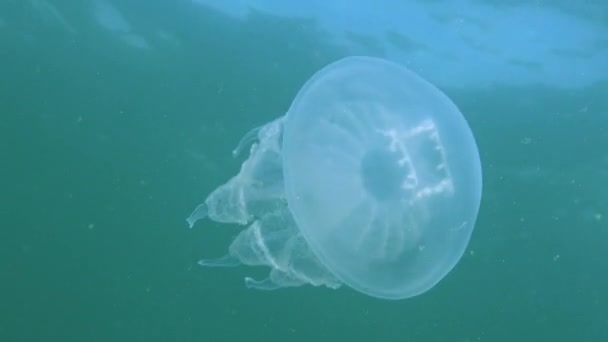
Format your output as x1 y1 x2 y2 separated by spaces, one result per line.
1 0 607 341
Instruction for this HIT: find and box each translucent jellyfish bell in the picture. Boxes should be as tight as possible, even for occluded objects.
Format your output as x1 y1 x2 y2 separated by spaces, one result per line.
187 56 482 300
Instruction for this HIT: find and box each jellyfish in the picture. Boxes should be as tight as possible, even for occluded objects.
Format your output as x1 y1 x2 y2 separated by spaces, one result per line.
187 56 482 300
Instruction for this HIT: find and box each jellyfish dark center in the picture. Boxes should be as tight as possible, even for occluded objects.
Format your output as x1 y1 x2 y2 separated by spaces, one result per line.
360 148 406 201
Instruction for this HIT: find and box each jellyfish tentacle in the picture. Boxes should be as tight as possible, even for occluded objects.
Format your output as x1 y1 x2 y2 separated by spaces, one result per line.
232 125 262 158
186 202 208 228
244 276 280 290
198 254 240 267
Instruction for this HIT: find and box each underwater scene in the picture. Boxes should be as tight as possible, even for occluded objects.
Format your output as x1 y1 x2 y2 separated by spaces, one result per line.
2 0 607 341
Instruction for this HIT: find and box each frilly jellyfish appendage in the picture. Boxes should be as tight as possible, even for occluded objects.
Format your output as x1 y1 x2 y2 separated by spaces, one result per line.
186 118 341 291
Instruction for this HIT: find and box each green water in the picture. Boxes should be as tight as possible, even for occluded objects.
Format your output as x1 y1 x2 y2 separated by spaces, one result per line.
2 2 607 341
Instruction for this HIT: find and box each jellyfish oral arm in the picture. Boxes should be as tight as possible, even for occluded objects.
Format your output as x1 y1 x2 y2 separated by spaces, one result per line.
232 125 263 158
186 202 208 228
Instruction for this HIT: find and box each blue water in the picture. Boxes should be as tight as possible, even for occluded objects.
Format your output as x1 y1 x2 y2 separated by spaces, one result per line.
1 0 607 341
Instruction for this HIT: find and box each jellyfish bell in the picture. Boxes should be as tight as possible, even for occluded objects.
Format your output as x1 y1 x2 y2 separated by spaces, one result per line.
187 56 482 300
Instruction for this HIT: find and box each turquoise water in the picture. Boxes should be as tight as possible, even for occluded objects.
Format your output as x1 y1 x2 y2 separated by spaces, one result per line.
2 1 607 341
